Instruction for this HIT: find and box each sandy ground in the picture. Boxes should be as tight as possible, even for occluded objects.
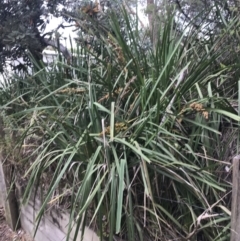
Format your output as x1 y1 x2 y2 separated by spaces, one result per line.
0 207 33 241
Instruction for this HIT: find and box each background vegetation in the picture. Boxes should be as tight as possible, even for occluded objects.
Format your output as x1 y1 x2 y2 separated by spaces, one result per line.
1 0 240 240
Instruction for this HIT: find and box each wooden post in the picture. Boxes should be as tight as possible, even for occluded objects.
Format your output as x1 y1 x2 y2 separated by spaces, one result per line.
231 155 240 241
0 116 20 230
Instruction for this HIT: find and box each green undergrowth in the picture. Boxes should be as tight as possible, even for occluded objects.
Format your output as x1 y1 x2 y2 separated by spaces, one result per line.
1 5 240 241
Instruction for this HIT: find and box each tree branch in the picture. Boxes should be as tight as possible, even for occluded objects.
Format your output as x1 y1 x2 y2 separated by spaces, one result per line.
123 1 145 28
174 0 200 30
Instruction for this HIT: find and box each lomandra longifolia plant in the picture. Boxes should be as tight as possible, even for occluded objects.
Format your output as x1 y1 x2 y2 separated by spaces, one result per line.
1 3 239 241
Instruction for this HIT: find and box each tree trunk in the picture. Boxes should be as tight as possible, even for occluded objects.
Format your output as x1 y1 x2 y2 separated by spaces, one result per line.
146 0 160 52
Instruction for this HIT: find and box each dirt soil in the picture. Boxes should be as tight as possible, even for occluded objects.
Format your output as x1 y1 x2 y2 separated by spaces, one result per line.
0 207 33 241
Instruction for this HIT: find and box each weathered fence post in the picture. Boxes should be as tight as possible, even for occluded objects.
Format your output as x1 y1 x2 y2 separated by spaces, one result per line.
230 155 240 241
0 116 20 230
